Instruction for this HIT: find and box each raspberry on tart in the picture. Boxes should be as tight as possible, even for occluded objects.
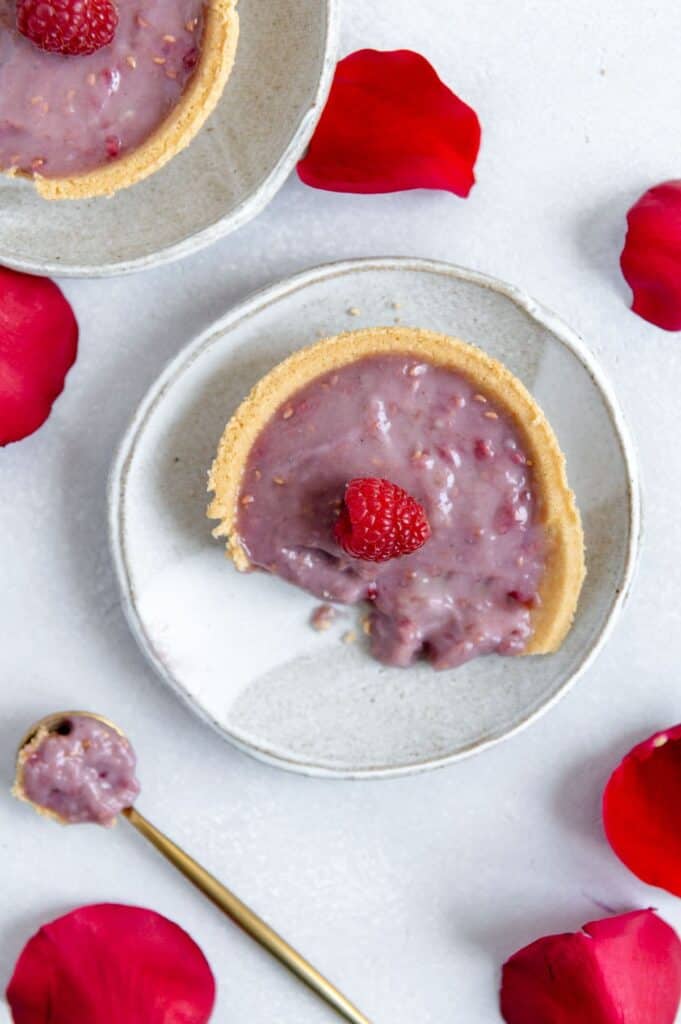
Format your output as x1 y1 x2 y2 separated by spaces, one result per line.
335 477 431 562
208 327 585 671
0 0 239 199
17 0 118 56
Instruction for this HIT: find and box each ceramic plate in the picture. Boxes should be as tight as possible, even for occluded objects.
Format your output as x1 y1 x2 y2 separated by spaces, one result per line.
109 258 640 778
0 0 339 277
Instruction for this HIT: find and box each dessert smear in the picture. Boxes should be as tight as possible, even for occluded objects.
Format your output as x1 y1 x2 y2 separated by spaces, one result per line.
0 0 204 178
237 354 547 670
17 714 140 825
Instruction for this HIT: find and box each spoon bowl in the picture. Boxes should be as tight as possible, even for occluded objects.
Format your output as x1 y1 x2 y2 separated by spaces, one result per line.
14 716 138 827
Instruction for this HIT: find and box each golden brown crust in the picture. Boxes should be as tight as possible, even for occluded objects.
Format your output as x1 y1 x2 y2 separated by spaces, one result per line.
208 327 586 656
5 0 239 200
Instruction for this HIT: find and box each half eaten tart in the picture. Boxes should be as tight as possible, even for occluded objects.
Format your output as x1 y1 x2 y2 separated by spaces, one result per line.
208 327 585 671
0 0 238 199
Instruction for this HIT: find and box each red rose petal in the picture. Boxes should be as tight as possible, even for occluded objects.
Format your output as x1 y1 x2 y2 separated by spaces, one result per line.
6 903 216 1024
501 910 681 1024
0 266 78 446
603 724 681 896
620 180 681 330
298 49 481 196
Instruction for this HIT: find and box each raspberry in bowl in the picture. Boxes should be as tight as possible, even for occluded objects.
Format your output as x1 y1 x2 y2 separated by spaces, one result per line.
0 0 238 199
208 327 585 671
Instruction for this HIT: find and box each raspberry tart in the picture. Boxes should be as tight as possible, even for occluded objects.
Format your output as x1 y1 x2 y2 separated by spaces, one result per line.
208 327 585 671
0 0 238 199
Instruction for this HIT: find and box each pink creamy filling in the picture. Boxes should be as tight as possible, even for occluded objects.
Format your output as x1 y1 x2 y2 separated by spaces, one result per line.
0 0 203 177
237 354 547 670
22 715 140 824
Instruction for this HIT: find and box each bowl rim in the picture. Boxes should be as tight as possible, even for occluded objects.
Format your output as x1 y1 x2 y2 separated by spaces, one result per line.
0 0 341 279
108 256 643 779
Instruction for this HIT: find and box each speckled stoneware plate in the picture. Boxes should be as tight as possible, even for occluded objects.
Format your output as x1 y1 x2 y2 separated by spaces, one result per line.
0 0 339 277
109 257 641 778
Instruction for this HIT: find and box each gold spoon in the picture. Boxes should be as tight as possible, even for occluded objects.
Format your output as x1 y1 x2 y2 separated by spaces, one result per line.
14 711 372 1024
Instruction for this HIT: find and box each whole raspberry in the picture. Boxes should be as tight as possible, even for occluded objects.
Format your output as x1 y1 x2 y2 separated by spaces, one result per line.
334 477 431 563
17 0 118 56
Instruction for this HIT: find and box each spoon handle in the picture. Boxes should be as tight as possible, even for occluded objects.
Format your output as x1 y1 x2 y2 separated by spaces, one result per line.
123 807 372 1024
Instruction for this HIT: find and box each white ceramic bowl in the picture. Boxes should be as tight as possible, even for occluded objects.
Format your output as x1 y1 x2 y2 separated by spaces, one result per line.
109 257 641 778
0 0 339 277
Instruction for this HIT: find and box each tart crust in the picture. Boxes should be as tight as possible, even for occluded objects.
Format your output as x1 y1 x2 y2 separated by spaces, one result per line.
4 0 239 200
208 327 586 656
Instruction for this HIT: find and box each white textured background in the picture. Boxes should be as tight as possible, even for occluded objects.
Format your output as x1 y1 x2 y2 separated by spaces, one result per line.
2 1 681 1020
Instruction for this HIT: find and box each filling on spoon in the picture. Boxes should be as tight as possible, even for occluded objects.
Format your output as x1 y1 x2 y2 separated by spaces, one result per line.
13 714 140 825
208 327 585 671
